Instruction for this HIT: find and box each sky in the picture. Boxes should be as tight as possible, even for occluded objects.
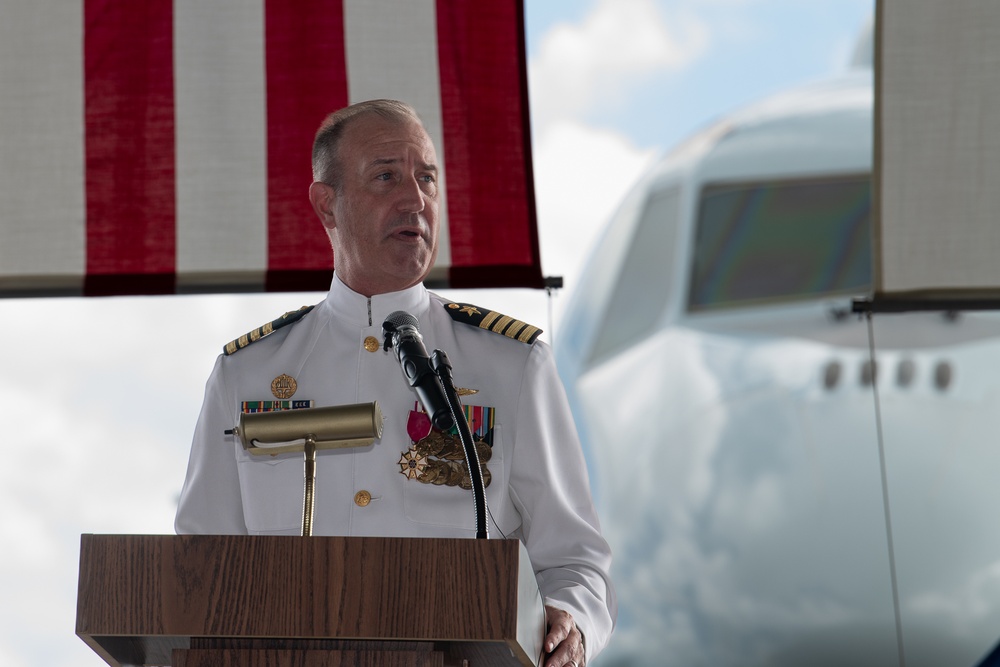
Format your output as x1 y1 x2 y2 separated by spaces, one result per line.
0 1 874 665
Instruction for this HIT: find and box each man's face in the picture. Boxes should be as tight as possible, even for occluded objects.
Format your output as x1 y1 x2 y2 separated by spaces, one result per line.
312 114 440 297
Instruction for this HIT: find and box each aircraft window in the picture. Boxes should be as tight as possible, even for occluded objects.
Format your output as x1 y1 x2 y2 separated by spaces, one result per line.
589 186 681 363
688 176 871 311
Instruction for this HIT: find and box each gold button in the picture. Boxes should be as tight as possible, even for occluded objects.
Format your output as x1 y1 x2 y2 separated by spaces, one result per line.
354 490 372 507
363 336 380 353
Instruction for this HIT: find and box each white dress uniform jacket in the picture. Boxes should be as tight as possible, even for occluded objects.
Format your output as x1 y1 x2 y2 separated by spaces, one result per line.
175 275 616 658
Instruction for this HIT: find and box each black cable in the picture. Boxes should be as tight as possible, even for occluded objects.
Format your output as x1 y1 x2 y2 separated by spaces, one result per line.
866 311 906 667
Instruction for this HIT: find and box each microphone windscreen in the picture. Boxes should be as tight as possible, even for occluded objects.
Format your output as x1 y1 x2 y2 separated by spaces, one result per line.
384 310 418 330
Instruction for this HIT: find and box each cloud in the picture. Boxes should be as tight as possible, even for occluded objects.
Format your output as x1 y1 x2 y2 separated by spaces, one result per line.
0 293 311 667
531 120 657 318
529 0 709 132
909 559 1000 633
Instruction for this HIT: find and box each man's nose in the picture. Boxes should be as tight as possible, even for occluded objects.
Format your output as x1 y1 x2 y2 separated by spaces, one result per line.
396 175 426 213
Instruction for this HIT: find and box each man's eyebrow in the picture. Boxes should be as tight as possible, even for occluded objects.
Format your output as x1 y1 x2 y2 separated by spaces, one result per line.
369 157 437 172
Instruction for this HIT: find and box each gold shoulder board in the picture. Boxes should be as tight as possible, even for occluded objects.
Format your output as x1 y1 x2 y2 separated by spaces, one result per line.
223 305 315 356
443 302 542 344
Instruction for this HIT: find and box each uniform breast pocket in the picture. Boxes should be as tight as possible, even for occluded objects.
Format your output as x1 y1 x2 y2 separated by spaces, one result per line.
236 448 304 534
402 422 506 532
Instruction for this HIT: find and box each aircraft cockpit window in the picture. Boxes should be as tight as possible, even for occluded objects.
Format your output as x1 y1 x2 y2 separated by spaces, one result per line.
588 186 682 364
688 175 871 311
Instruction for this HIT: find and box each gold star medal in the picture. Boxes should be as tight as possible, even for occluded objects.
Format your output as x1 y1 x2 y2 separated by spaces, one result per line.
271 374 297 399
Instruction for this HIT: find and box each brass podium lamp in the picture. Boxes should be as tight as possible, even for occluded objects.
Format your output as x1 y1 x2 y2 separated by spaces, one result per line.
230 403 384 536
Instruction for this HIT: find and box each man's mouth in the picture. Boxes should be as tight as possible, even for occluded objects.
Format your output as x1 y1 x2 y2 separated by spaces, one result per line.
390 224 425 241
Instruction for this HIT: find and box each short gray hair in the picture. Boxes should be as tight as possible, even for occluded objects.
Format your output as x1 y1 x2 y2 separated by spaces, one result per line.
311 99 423 190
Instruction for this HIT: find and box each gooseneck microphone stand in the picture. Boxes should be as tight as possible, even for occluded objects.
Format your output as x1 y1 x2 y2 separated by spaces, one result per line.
431 349 489 540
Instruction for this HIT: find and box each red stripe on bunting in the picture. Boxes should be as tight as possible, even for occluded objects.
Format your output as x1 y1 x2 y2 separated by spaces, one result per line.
84 0 176 295
264 0 348 292
436 0 542 288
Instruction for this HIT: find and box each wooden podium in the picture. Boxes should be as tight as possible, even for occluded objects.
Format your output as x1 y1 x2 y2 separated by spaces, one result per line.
76 534 544 667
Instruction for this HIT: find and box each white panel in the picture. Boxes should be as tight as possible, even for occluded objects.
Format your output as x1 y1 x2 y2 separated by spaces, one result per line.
174 0 268 288
878 0 1000 296
342 0 452 268
0 0 84 291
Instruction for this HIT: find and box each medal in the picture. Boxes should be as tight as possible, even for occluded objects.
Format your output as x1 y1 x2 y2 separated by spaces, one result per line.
271 374 297 399
398 449 428 480
399 405 495 488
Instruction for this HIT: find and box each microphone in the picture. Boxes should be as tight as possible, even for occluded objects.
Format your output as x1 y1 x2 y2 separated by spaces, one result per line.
382 311 455 430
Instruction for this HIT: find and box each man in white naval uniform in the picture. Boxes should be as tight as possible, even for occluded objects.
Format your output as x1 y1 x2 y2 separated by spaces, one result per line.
175 100 615 667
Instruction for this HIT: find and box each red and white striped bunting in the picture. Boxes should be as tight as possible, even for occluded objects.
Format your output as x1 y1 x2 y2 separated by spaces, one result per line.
0 0 541 297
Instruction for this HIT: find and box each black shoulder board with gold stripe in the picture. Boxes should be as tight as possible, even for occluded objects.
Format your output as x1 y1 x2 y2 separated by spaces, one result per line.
444 302 542 344
223 305 315 356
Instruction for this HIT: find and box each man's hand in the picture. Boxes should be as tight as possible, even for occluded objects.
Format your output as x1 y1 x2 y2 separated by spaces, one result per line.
543 605 586 667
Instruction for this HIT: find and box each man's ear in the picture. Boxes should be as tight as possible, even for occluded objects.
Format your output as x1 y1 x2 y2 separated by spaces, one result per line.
309 181 337 230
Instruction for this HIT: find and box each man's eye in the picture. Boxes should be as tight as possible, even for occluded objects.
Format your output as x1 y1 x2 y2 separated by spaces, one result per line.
375 172 392 181
420 174 436 184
